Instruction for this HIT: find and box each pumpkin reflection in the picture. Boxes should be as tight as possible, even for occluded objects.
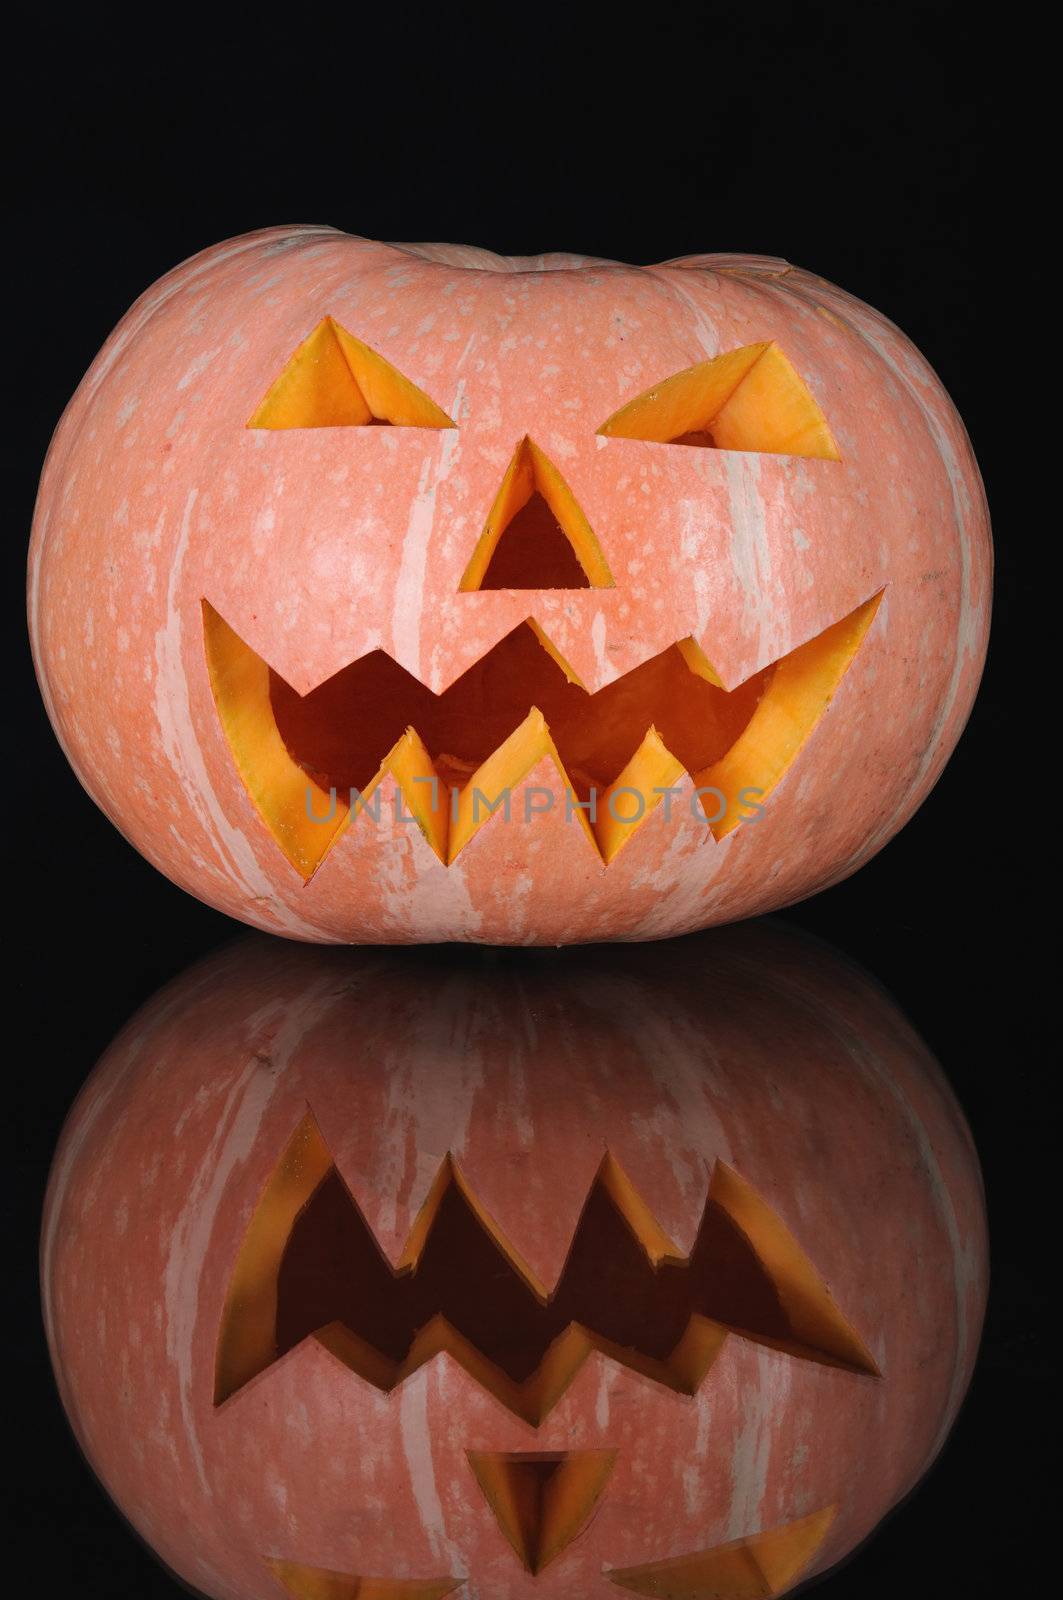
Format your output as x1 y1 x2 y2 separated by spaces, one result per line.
43 923 986 1599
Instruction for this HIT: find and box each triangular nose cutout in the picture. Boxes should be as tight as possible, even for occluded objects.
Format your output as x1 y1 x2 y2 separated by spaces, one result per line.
480 491 590 589
460 436 613 591
468 1449 618 1574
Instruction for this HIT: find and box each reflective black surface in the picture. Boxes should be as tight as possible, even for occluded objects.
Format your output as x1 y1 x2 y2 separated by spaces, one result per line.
9 11 1042 1597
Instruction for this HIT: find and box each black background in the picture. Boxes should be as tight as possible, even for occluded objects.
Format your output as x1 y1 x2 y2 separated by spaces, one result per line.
7 6 1047 1596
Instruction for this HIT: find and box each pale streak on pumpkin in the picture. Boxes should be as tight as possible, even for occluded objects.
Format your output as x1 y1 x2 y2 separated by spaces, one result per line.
391 424 462 679
165 971 346 1500
152 487 328 939
366 774 483 945
679 486 718 657
589 979 736 1251
686 1386 718 1518
400 1368 464 1575
723 452 777 666
415 844 482 942
644 265 723 362
363 964 491 1252
726 1351 795 1543
619 773 729 942
595 1361 621 1432
163 1053 282 1500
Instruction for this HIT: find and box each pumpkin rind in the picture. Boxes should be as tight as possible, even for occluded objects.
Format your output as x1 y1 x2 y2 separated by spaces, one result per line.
28 229 991 942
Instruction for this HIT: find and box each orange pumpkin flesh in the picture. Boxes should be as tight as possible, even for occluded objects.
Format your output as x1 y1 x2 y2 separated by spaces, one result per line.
248 316 459 433
42 925 986 1599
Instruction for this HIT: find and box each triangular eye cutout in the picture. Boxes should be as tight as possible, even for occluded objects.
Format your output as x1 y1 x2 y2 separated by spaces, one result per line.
249 316 456 430
460 436 613 591
598 341 840 459
468 1450 618 1574
265 1560 461 1600
608 1506 837 1598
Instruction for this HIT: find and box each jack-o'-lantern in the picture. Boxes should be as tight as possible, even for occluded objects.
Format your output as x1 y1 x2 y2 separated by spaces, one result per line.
42 924 987 1598
28 229 991 942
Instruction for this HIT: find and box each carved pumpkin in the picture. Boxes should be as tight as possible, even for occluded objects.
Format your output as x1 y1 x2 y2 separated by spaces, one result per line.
28 229 990 943
42 924 986 1599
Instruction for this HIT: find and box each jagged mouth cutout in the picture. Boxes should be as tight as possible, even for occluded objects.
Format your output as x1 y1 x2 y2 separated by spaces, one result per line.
216 1114 879 1424
206 323 880 878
